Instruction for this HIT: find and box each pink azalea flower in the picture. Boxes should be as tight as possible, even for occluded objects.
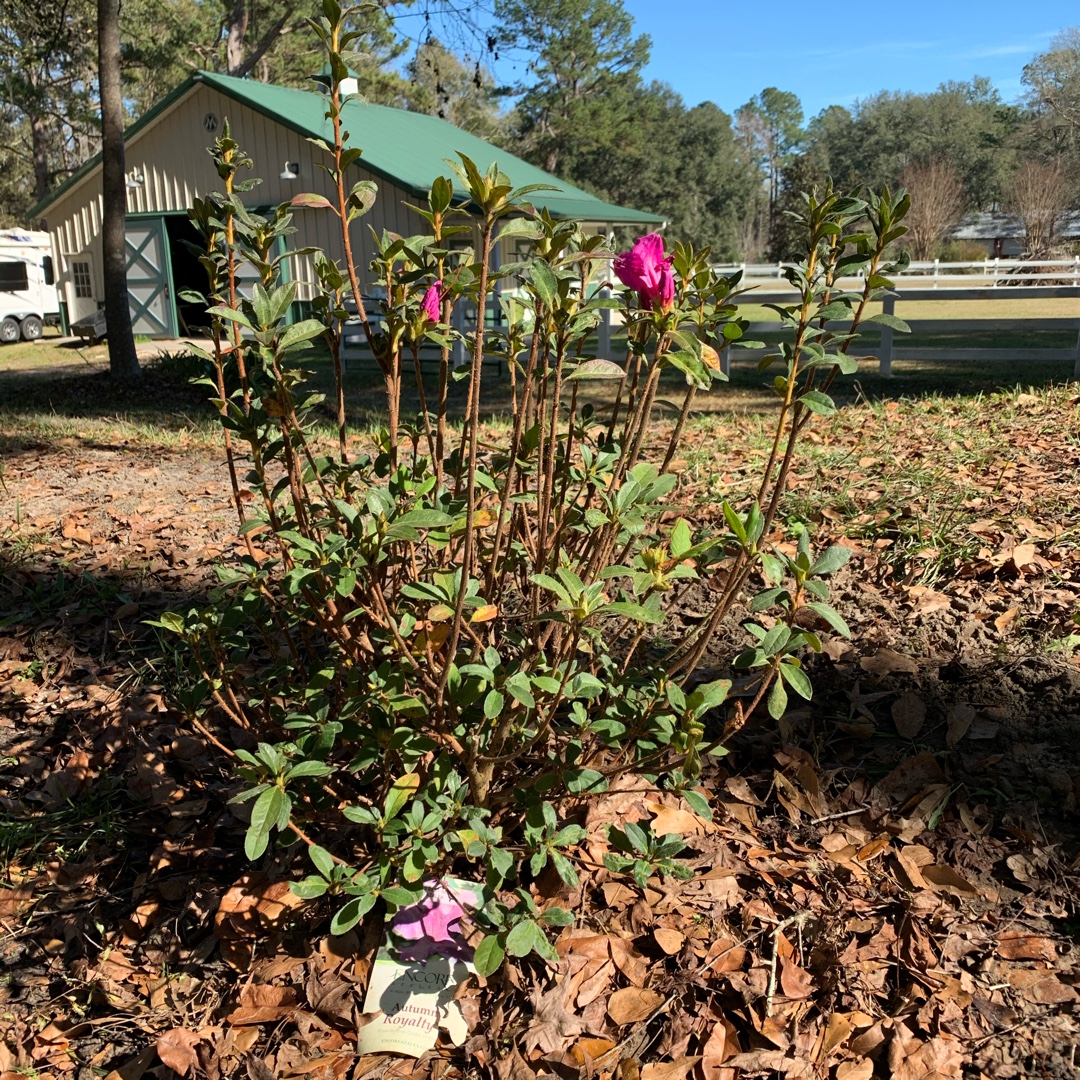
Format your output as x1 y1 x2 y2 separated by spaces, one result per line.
391 881 469 960
657 262 675 312
421 280 444 324
613 233 675 312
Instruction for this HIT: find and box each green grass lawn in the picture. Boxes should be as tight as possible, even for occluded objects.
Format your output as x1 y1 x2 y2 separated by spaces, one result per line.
0 318 1077 451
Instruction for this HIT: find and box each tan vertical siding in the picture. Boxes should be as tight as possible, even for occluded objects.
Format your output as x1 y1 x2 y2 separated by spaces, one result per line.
43 81 433 317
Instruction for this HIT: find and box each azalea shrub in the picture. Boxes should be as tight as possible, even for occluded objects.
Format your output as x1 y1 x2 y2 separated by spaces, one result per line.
157 0 911 972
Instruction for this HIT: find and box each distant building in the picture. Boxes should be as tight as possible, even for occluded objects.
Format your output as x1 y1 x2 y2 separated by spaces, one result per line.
949 211 1080 258
29 71 663 338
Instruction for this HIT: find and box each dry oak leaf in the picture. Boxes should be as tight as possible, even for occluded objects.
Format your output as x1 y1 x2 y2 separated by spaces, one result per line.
815 1012 855 1061
945 704 976 747
607 987 665 1025
226 983 299 1025
779 954 814 1000
155 1028 204 1077
891 691 926 739
701 1019 736 1080
890 1034 964 1080
524 979 586 1055
835 1061 873 1080
995 931 1057 962
1006 968 1078 1004
646 799 712 835
569 1038 618 1068
921 864 978 899
860 648 920 676
653 928 685 955
639 1057 700 1080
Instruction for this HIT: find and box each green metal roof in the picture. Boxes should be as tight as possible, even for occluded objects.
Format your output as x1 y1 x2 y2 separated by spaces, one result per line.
30 70 665 227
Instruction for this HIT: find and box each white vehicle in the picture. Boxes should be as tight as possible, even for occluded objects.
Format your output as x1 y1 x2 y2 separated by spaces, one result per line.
0 229 60 344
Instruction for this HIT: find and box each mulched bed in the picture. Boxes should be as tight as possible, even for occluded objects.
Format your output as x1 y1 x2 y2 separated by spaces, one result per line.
1 385 1078 1080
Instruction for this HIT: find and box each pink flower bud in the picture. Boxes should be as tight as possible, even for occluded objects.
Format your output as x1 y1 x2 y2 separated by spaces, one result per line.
421 280 444 324
613 233 675 311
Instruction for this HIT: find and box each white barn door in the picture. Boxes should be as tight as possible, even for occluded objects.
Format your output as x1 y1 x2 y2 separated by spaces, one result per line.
125 218 176 337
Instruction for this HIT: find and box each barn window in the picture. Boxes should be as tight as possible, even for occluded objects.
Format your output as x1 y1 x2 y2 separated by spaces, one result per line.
72 261 92 298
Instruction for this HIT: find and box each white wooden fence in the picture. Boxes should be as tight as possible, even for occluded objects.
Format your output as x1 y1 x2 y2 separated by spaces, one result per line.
713 258 1080 288
731 285 1080 379
343 280 1079 380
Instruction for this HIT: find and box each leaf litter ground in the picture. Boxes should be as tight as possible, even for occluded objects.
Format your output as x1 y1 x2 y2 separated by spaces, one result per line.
1 370 1078 1080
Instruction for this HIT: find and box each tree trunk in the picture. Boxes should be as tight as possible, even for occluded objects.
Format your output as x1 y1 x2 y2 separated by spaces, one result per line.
30 113 51 201
97 0 141 379
225 0 249 75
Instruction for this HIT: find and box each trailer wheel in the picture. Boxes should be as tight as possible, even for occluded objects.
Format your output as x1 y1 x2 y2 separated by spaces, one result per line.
20 315 43 341
0 318 19 344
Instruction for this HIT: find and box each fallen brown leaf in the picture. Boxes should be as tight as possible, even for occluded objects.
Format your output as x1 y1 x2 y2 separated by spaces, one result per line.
995 931 1057 962
945 704 975 746
921 864 978 898
640 1057 700 1080
155 1028 203 1077
653 928 685 955
891 691 926 739
607 987 665 1026
860 648 919 676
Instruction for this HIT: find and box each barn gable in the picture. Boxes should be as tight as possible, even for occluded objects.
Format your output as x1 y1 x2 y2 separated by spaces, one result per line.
32 72 662 338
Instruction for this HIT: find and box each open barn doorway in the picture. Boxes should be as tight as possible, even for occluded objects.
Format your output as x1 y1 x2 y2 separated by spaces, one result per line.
164 215 210 336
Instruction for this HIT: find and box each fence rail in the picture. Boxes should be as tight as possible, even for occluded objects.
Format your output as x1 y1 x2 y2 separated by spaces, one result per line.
343 284 1079 379
729 286 1080 378
713 258 1080 288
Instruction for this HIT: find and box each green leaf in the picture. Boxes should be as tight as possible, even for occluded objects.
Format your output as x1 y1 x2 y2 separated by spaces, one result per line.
550 851 580 887
529 262 559 307
155 611 185 634
767 677 788 720
279 319 328 350
798 390 837 416
865 311 911 333
246 786 285 860
808 545 852 577
290 876 330 899
682 788 713 819
484 689 506 720
565 358 626 381
805 601 851 637
473 934 505 976
505 918 557 963
394 509 455 529
384 773 420 820
286 760 335 779
531 573 571 604
814 301 850 321
309 845 336 879
669 519 692 560
723 501 748 545
779 661 813 700
206 304 255 330
760 623 792 657
330 892 376 935
505 918 539 958
599 601 664 625
750 587 787 613
563 767 607 794
541 904 575 926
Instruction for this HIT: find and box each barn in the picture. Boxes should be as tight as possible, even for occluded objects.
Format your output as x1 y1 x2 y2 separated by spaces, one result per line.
29 70 664 338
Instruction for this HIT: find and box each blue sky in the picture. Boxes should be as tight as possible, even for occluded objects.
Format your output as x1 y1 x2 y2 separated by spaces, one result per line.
412 0 1078 121
616 0 1074 116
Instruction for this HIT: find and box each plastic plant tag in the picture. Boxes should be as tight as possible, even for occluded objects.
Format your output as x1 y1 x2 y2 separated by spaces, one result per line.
356 878 483 1056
